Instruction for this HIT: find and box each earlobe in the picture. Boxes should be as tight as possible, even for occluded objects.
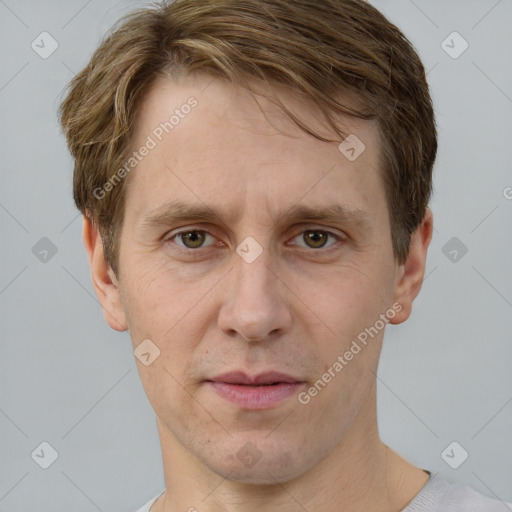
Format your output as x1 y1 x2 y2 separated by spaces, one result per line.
82 216 128 332
389 208 434 325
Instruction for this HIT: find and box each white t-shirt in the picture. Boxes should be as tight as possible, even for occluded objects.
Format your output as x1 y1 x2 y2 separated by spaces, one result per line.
134 471 512 512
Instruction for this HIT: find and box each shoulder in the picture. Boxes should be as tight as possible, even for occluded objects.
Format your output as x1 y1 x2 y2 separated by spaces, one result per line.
134 490 164 512
403 473 512 512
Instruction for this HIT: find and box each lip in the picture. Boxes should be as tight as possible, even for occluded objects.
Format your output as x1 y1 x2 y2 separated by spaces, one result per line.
209 371 302 385
205 371 305 410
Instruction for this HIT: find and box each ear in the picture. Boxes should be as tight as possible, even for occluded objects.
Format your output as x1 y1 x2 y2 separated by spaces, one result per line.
82 215 128 332
389 207 433 325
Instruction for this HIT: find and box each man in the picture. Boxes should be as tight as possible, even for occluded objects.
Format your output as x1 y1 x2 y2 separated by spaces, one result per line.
59 0 511 510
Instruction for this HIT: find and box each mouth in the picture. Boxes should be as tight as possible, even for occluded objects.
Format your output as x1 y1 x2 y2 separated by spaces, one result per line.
205 371 306 410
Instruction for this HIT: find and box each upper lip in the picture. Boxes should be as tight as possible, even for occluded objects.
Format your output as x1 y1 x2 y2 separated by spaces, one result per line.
207 371 303 385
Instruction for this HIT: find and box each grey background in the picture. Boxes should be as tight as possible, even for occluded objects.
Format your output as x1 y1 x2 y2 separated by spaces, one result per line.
0 0 511 510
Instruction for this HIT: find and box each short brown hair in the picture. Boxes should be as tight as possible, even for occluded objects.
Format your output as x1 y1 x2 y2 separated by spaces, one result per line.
59 0 437 276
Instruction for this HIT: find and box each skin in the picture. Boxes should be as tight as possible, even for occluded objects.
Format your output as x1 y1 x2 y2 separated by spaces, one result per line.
84 73 433 512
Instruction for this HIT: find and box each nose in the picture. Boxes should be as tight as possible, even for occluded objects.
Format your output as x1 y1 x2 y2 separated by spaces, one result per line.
217 249 293 342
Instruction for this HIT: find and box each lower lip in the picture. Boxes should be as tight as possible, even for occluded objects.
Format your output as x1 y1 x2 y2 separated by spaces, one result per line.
207 382 304 410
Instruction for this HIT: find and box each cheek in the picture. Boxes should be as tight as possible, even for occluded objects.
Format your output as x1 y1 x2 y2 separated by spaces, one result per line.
120 257 215 379
120 257 182 336
301 259 391 338
294 260 390 406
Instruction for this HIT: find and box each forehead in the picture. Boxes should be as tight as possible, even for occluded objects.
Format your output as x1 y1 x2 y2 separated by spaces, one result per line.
124 73 385 228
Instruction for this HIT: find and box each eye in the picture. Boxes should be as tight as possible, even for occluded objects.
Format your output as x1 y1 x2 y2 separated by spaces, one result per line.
165 228 342 252
290 229 340 249
171 230 216 249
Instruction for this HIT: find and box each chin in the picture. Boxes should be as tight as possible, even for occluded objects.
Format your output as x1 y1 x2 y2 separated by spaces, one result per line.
213 462 305 486
200 439 313 485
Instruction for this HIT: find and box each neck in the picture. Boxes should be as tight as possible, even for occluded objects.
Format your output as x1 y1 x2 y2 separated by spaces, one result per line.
153 382 429 512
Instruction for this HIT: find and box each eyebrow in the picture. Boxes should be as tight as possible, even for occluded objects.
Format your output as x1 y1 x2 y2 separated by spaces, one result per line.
139 200 373 233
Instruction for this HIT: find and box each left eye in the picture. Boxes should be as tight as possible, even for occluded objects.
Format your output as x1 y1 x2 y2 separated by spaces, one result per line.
290 230 339 249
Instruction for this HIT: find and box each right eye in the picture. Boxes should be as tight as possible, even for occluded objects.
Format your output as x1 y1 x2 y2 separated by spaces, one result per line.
169 230 217 250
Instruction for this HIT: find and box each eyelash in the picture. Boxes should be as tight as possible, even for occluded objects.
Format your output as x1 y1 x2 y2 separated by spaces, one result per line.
165 227 344 253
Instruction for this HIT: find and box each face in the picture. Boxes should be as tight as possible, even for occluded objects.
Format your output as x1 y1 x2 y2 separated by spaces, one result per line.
90 73 429 485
